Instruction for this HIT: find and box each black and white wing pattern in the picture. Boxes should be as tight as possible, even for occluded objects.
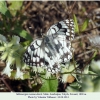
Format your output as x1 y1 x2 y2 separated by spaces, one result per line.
23 19 74 74
47 19 74 41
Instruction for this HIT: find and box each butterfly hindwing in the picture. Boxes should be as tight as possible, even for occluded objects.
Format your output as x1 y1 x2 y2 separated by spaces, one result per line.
23 39 43 66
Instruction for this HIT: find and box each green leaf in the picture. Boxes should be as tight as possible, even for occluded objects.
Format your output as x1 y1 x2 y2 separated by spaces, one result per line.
81 76 94 92
11 70 16 79
91 50 97 60
80 19 89 32
1 51 9 61
90 60 100 75
13 27 33 41
39 77 58 92
8 1 23 16
0 46 5 51
66 86 80 92
70 82 81 87
66 82 81 92
0 1 8 15
23 72 30 79
83 65 89 74
22 40 31 46
0 34 7 43
73 14 79 34
93 77 100 92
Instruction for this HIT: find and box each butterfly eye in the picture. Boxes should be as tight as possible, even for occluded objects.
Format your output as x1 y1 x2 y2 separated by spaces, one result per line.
30 45 35 50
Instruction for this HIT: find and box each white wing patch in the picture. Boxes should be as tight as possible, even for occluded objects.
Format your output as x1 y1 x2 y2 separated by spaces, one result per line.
23 19 74 74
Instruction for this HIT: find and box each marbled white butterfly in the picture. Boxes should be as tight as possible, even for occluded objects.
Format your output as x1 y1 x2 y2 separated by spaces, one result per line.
23 19 74 74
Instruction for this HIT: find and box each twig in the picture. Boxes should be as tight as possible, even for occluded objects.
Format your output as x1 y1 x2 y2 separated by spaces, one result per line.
70 1 76 14
61 71 98 76
82 26 100 34
77 49 95 58
73 34 87 41
21 1 32 13
73 26 100 41
73 72 98 76
0 76 14 92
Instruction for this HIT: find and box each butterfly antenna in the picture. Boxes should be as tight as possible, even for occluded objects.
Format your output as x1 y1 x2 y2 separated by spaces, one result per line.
41 15 45 37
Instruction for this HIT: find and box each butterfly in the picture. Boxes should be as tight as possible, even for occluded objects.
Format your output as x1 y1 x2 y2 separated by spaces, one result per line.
23 19 74 74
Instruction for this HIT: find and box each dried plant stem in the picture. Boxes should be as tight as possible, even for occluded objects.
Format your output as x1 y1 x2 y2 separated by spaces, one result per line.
0 77 14 92
73 26 100 41
73 34 87 41
70 1 76 14
73 72 98 76
21 1 32 13
77 49 95 58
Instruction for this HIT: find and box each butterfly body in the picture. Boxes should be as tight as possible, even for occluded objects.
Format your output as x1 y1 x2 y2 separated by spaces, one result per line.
23 19 74 74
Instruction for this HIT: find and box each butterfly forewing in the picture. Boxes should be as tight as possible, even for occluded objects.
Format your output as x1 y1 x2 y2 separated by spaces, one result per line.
47 19 74 41
23 19 74 73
